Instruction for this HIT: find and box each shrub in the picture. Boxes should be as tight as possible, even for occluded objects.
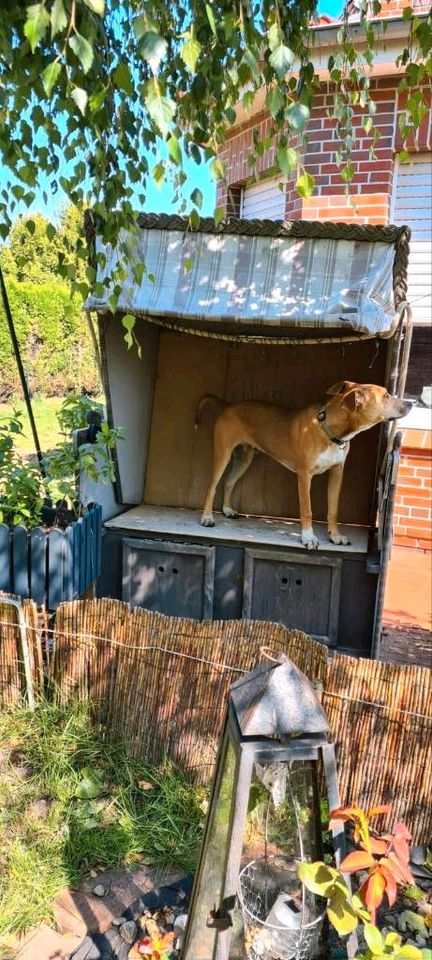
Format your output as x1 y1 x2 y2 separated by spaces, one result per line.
0 279 100 400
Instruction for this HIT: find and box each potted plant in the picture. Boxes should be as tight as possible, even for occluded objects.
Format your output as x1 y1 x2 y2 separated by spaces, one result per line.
0 394 122 608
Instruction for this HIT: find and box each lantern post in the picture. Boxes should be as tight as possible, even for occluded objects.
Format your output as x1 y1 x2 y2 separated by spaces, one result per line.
181 649 345 960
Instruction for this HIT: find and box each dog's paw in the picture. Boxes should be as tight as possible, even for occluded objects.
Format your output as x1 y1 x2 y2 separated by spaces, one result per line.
328 532 351 546
301 531 320 550
200 515 215 527
222 506 238 519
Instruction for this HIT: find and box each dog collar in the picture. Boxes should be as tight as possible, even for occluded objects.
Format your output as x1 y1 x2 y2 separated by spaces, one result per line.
317 409 347 447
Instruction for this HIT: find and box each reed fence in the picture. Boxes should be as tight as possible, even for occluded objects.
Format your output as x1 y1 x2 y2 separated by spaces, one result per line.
0 594 430 842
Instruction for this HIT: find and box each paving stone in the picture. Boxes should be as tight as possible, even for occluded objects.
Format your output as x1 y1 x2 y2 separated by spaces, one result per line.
53 865 183 937
11 923 81 960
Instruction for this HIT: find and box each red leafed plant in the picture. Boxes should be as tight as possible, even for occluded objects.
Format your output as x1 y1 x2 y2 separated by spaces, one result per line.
133 931 175 960
329 804 414 923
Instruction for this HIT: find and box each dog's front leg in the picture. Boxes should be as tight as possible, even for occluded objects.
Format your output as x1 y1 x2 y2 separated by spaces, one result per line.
327 465 350 546
297 470 319 549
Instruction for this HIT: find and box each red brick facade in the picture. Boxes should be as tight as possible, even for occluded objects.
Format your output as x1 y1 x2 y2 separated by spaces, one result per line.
217 26 431 549
395 431 432 549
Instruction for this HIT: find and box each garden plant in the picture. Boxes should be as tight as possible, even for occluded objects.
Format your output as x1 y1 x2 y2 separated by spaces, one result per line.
299 804 431 960
0 392 122 528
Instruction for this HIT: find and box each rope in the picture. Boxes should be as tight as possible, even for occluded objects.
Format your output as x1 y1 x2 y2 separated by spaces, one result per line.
0 617 430 721
324 690 431 722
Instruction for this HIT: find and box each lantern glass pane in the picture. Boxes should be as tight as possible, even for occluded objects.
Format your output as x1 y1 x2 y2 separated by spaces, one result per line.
185 737 236 959
231 759 324 959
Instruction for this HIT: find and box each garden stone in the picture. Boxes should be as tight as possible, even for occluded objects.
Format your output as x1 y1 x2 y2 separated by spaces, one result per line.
112 917 127 926
416 935 427 947
410 845 429 866
93 885 107 897
54 865 181 936
119 920 137 944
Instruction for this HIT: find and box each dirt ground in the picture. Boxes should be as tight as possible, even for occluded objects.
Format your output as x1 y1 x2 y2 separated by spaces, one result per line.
381 545 431 668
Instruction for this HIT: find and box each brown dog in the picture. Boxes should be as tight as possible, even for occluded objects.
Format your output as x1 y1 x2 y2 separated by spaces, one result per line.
196 381 410 549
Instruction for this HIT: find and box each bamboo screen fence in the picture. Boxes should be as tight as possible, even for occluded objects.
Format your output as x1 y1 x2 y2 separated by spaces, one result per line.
0 595 431 843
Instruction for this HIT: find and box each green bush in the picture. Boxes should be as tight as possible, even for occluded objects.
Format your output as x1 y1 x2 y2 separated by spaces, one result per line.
0 279 100 400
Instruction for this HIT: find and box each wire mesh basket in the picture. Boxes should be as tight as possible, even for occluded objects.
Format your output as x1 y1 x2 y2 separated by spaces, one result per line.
238 856 325 960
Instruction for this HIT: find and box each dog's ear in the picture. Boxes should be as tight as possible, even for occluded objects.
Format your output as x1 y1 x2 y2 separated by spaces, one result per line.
341 388 366 411
326 380 356 396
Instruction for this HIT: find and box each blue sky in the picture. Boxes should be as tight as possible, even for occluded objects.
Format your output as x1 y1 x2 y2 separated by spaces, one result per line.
1 0 343 226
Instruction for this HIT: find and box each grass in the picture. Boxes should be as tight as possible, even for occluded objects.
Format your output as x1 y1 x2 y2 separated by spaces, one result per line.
0 396 64 458
0 698 206 939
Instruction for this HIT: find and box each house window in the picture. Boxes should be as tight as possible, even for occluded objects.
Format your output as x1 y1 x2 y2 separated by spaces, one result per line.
241 177 286 220
392 153 432 406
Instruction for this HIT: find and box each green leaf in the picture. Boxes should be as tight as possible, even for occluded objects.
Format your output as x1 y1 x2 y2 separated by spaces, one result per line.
69 33 94 73
184 257 194 273
50 0 67 37
266 86 285 119
205 3 217 36
122 313 136 350
364 923 384 955
210 157 224 181
152 162 165 187
89 87 107 113
113 62 133 94
143 79 175 135
181 36 201 73
82 0 105 13
71 87 88 115
24 5 50 52
214 206 224 226
268 22 282 51
327 887 359 936
296 172 315 199
189 208 200 230
46 223 56 240
298 861 344 896
191 187 203 209
74 768 104 800
26 220 35 235
269 44 295 78
286 101 310 131
277 144 297 177
42 61 61 95
139 31 167 74
167 135 182 164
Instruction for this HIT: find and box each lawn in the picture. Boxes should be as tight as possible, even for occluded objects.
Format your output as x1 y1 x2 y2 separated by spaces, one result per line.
0 699 205 940
0 396 64 458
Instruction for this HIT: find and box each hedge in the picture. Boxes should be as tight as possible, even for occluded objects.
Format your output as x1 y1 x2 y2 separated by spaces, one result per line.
0 280 100 400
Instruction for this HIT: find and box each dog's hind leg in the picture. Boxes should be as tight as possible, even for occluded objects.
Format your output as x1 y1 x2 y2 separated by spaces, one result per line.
222 445 255 518
201 425 238 527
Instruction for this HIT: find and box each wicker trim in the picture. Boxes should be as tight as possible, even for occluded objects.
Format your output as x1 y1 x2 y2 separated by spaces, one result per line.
84 211 410 311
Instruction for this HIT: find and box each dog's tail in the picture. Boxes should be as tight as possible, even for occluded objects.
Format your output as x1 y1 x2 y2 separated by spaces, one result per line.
195 395 226 430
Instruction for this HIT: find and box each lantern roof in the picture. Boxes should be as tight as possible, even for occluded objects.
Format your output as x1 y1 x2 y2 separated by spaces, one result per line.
230 650 330 739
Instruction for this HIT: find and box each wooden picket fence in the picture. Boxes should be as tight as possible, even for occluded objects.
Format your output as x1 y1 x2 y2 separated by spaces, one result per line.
0 594 431 842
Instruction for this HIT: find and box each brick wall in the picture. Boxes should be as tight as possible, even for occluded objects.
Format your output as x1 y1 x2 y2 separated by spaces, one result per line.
217 51 431 549
394 430 432 549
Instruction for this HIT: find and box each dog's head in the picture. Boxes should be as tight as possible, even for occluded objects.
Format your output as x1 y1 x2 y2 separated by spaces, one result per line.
326 380 411 427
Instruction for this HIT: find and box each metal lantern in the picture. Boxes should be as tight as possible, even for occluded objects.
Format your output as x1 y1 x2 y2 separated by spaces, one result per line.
181 649 342 960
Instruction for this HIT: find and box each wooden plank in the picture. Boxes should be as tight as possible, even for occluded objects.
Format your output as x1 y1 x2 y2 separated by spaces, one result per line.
47 530 64 610
242 547 342 645
0 523 11 593
64 525 74 602
74 518 83 597
106 504 369 554
12 525 29 599
122 538 215 619
30 527 47 607
144 334 386 526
